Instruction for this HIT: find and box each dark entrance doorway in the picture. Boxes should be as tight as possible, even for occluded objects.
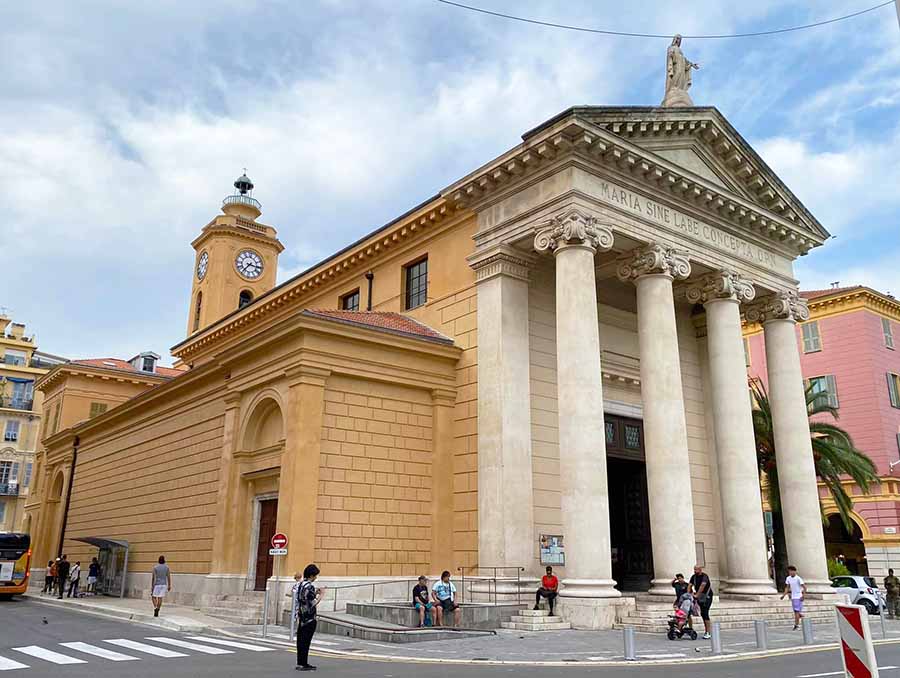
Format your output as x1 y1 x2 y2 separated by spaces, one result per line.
254 499 278 591
605 414 653 591
824 514 868 575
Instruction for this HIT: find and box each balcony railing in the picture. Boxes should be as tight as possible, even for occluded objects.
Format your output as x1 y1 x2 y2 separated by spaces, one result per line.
0 483 19 496
0 397 33 411
222 194 261 210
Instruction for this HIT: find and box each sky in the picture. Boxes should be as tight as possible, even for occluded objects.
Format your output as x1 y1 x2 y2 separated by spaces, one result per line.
2 0 899 363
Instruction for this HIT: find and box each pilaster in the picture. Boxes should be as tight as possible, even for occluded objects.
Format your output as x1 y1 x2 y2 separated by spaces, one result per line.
210 392 243 574
430 388 456 571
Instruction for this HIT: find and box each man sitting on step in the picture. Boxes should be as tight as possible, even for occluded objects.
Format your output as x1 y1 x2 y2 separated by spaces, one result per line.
534 565 559 616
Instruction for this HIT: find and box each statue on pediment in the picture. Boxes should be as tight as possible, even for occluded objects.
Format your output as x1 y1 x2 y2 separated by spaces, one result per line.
662 34 700 107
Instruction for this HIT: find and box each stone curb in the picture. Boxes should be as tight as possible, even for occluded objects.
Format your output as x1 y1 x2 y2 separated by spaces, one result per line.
222 629 900 667
25 595 210 633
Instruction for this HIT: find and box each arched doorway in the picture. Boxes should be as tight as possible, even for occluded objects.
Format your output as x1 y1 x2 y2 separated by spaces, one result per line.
824 513 868 575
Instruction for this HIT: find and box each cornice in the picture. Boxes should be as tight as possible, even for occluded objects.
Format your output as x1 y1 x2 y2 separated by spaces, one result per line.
173 198 467 362
35 363 171 393
192 222 285 253
807 288 900 323
442 114 826 257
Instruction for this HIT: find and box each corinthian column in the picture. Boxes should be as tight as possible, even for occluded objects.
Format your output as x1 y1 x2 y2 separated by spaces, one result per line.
617 244 696 596
686 271 775 595
534 209 619 599
746 291 831 593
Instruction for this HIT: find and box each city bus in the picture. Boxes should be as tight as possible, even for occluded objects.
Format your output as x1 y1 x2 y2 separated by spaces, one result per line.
0 533 31 599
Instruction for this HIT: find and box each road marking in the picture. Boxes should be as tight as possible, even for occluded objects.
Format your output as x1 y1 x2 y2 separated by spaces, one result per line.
104 639 188 658
636 653 686 659
60 642 139 661
185 637 274 652
12 646 87 665
311 639 337 646
146 638 233 655
0 656 29 671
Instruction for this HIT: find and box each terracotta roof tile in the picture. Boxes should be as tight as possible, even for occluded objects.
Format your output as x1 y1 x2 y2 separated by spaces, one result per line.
800 286 863 300
72 358 183 379
302 310 454 345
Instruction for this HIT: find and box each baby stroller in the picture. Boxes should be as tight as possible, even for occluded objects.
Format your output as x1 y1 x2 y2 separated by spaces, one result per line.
667 592 699 640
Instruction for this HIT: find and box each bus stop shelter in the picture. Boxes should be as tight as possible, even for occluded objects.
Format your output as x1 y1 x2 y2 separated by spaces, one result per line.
71 537 129 598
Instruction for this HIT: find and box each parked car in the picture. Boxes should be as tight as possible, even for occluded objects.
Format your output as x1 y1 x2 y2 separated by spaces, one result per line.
831 575 885 614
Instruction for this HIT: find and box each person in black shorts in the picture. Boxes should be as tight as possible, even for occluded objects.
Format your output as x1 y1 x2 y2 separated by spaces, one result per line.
689 564 713 639
412 576 433 627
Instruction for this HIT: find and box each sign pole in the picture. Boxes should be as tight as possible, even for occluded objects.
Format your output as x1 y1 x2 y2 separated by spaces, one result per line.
895 0 900 31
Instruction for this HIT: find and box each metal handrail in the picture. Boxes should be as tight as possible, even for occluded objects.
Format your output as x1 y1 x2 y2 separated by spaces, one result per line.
222 194 261 209
457 566 527 605
316 611 497 636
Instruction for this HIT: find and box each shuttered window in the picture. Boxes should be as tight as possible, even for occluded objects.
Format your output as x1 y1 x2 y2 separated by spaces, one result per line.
801 321 822 353
89 402 108 419
888 373 900 409
808 375 839 409
743 338 751 366
884 318 895 350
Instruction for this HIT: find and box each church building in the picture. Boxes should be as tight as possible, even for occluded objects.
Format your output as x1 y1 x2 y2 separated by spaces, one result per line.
28 99 835 627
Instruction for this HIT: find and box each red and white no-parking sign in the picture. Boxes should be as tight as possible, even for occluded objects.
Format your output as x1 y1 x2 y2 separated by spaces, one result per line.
271 533 288 549
836 603 879 678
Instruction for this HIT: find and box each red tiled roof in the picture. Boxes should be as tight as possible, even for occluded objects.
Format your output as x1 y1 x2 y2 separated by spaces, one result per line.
800 286 863 300
72 358 183 379
301 310 454 345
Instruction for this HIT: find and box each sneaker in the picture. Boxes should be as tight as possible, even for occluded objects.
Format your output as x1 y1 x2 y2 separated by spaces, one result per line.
297 665 317 671
154 609 159 617
793 624 799 630
702 632 711 639
533 605 540 611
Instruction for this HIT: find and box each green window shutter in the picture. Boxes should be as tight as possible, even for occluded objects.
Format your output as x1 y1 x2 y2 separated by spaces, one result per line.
888 373 900 409
884 318 895 349
802 322 821 353
825 374 839 408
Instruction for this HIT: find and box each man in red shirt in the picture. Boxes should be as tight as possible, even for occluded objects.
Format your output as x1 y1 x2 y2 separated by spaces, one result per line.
534 566 559 615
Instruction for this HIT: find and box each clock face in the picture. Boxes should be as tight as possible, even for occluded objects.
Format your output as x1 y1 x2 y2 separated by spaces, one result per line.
235 249 264 279
196 251 209 280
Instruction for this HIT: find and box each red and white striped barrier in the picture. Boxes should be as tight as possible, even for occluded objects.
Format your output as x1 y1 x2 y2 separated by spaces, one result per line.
836 603 879 678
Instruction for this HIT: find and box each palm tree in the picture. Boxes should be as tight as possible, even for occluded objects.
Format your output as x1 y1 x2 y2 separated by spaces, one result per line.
750 379 879 584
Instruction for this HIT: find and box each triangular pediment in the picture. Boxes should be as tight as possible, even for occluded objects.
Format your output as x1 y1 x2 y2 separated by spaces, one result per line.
571 107 828 239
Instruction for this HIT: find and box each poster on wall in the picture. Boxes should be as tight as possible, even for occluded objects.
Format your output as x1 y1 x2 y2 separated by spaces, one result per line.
540 534 565 566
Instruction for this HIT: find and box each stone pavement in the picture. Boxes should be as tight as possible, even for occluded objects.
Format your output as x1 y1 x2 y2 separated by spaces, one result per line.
244 617 900 665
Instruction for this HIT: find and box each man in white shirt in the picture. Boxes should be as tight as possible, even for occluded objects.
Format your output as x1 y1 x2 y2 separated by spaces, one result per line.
781 565 807 630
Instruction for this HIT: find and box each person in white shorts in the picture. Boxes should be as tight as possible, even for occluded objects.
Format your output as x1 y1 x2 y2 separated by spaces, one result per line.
151 555 172 617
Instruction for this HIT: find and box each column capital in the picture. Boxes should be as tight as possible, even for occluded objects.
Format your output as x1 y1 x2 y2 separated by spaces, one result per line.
533 208 614 255
467 244 534 283
430 388 457 407
285 365 331 388
745 289 810 323
685 270 756 305
616 243 691 283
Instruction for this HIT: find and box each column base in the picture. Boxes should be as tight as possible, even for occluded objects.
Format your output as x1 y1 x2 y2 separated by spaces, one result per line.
556 596 633 630
647 578 682 597
802 580 837 596
722 578 778 596
560 579 622 599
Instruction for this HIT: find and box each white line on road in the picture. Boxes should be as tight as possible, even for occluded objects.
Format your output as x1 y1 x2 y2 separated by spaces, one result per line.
636 653 687 659
311 640 338 646
12 646 87 665
184 637 274 652
60 642 139 662
104 639 188 658
0 656 29 671
146 638 233 655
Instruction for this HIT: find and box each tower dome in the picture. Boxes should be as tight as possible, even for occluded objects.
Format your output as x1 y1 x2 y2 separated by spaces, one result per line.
222 170 262 219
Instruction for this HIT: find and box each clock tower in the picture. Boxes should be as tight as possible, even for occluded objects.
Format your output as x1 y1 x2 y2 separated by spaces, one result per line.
187 173 284 337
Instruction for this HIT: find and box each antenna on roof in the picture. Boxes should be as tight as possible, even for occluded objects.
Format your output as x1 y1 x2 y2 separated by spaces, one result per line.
830 281 840 289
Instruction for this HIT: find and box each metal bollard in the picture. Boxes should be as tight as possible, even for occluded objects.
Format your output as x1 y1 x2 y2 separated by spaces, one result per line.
754 619 768 651
877 591 887 639
710 621 722 655
623 626 636 661
801 617 814 645
290 589 298 641
262 584 270 638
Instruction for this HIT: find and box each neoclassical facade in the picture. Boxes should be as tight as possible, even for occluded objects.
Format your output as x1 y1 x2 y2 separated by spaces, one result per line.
30 105 833 628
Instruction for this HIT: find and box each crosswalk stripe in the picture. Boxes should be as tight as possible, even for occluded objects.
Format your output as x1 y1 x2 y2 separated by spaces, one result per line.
60 642 139 662
12 646 86 665
145 638 233 655
185 636 274 652
0 656 30 671
104 639 187 658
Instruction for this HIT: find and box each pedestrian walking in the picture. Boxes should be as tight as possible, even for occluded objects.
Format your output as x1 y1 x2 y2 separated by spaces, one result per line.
689 564 713 639
295 563 326 671
781 565 807 630
42 561 55 595
56 555 70 600
86 557 101 595
150 555 172 617
884 569 900 619
67 561 81 598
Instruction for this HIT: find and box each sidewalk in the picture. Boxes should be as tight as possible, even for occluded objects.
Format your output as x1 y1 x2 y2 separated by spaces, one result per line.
23 591 233 633
237 617 900 666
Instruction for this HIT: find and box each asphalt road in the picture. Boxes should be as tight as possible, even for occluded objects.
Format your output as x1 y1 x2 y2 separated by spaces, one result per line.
4 596 898 677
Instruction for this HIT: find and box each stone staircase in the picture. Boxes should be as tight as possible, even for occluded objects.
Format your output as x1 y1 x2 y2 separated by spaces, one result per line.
501 608 572 631
201 591 266 625
614 595 839 632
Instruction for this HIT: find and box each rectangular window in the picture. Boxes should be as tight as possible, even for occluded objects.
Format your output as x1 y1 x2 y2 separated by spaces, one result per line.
889 373 900 409
884 317 895 350
3 420 19 442
340 289 360 312
801 321 822 353
89 402 108 419
142 356 155 372
52 402 61 434
23 462 32 488
3 349 26 366
0 461 11 484
404 256 428 310
0 501 5 523
743 338 751 367
808 375 839 409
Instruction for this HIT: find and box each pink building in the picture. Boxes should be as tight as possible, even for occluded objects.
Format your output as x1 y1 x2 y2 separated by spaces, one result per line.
746 285 900 576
